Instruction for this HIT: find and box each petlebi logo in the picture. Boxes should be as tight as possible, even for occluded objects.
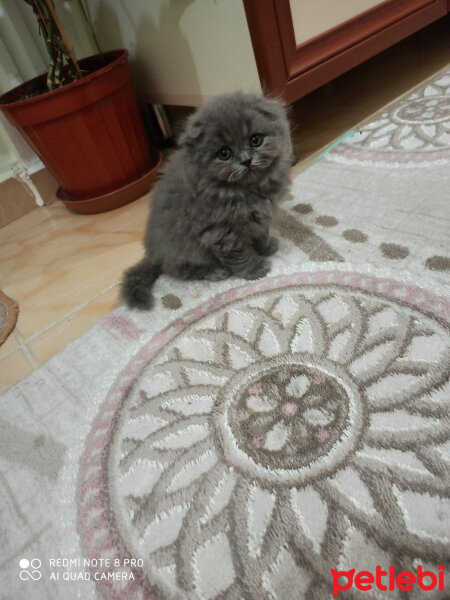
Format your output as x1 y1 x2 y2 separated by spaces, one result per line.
19 558 42 581
331 564 446 597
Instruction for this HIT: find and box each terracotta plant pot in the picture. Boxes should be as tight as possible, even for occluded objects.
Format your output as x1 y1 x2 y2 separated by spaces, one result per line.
0 50 160 214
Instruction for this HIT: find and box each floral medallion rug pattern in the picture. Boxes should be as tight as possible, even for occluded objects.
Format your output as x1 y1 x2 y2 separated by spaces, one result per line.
1 68 450 599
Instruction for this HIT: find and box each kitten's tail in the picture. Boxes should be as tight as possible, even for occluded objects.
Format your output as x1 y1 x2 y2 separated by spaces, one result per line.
121 258 162 310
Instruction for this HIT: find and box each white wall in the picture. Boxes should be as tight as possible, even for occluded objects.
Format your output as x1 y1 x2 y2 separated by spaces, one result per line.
1 0 261 108
89 0 261 106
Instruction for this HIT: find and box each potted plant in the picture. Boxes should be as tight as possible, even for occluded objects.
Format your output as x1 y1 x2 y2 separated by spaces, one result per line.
0 0 161 214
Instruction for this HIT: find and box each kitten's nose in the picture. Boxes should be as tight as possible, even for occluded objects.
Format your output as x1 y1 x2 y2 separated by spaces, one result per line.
241 158 252 168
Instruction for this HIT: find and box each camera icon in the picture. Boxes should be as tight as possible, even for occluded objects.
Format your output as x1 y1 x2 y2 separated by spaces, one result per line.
19 558 42 581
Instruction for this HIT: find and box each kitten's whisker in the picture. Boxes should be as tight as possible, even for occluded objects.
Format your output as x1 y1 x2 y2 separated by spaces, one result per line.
252 159 271 168
228 166 247 182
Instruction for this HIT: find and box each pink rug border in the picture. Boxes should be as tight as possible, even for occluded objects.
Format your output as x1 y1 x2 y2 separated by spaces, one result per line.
77 271 450 600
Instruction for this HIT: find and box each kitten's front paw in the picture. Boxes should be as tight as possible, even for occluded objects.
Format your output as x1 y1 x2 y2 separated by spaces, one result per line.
205 265 232 281
241 258 271 280
259 236 279 256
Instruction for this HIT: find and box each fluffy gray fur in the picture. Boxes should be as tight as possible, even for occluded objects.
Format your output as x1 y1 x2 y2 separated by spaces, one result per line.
121 92 292 310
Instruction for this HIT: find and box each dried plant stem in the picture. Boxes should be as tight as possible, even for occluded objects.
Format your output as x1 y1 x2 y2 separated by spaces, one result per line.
24 0 82 91
42 0 82 79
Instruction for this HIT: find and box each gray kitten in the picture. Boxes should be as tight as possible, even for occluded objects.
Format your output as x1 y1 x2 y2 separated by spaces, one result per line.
121 92 292 310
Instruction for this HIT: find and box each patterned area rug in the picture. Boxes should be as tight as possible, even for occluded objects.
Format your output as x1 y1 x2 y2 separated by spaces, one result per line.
1 67 450 599
0 290 18 346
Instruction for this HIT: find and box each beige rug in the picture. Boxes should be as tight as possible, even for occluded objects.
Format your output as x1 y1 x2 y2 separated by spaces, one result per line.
0 290 18 346
1 67 449 599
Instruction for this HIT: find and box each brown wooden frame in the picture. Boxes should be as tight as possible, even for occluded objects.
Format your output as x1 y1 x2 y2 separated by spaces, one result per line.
243 0 448 103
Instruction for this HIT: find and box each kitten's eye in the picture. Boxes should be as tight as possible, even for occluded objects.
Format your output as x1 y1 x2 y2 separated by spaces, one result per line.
249 134 264 147
218 147 232 160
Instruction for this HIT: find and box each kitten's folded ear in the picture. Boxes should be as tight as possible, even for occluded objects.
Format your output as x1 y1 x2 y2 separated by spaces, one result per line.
178 114 204 147
255 96 287 122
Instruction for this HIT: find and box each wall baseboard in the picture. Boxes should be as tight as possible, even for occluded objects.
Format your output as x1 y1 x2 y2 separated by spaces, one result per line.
0 167 58 229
